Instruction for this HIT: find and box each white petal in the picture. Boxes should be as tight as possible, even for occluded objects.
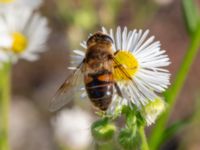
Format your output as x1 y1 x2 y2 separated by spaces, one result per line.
0 34 12 48
102 27 108 34
116 26 122 50
80 41 87 49
20 53 39 61
73 50 85 56
122 26 127 50
68 67 77 70
109 29 116 51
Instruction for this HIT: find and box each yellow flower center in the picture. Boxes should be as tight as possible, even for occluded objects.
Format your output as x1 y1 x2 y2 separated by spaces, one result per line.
114 51 139 81
0 0 14 3
12 32 28 53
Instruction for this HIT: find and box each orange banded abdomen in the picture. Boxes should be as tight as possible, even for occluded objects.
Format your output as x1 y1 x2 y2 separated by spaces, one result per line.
84 70 114 111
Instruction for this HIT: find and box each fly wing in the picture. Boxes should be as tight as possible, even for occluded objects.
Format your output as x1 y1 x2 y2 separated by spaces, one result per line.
49 62 84 112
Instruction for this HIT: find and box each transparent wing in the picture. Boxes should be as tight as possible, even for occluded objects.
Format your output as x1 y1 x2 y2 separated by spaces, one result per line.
49 63 84 112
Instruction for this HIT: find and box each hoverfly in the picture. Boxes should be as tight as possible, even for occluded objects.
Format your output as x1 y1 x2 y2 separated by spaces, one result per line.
50 31 136 112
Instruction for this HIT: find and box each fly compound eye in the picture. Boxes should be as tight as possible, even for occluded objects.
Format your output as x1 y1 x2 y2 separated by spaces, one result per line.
87 32 113 47
102 35 113 44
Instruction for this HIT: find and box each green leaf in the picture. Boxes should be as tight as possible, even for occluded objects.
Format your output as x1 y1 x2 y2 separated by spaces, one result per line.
182 0 200 35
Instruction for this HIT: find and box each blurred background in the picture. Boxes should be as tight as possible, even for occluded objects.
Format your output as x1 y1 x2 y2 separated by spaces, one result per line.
9 0 200 150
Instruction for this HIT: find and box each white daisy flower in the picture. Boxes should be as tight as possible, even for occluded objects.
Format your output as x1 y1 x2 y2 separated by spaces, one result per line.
0 8 50 63
0 0 42 10
70 27 170 111
52 107 93 150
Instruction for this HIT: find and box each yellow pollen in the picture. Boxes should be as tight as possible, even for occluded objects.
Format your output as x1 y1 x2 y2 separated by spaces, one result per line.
114 51 139 81
12 32 28 53
0 0 14 3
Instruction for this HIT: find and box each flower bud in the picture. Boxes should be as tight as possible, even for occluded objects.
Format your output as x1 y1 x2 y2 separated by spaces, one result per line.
118 127 140 150
141 97 166 126
91 118 116 143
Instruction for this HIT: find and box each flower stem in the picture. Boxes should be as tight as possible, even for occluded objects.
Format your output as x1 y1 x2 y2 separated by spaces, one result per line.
0 63 11 150
149 24 200 150
139 126 149 150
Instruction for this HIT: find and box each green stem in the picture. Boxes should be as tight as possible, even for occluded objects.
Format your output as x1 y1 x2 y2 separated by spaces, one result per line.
139 126 149 150
0 63 11 150
149 24 200 150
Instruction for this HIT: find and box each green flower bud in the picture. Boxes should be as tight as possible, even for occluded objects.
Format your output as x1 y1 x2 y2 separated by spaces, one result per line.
141 97 167 126
118 127 140 150
91 118 116 143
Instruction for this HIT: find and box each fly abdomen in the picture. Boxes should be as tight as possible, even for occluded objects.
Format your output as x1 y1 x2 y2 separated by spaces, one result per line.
85 70 113 111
